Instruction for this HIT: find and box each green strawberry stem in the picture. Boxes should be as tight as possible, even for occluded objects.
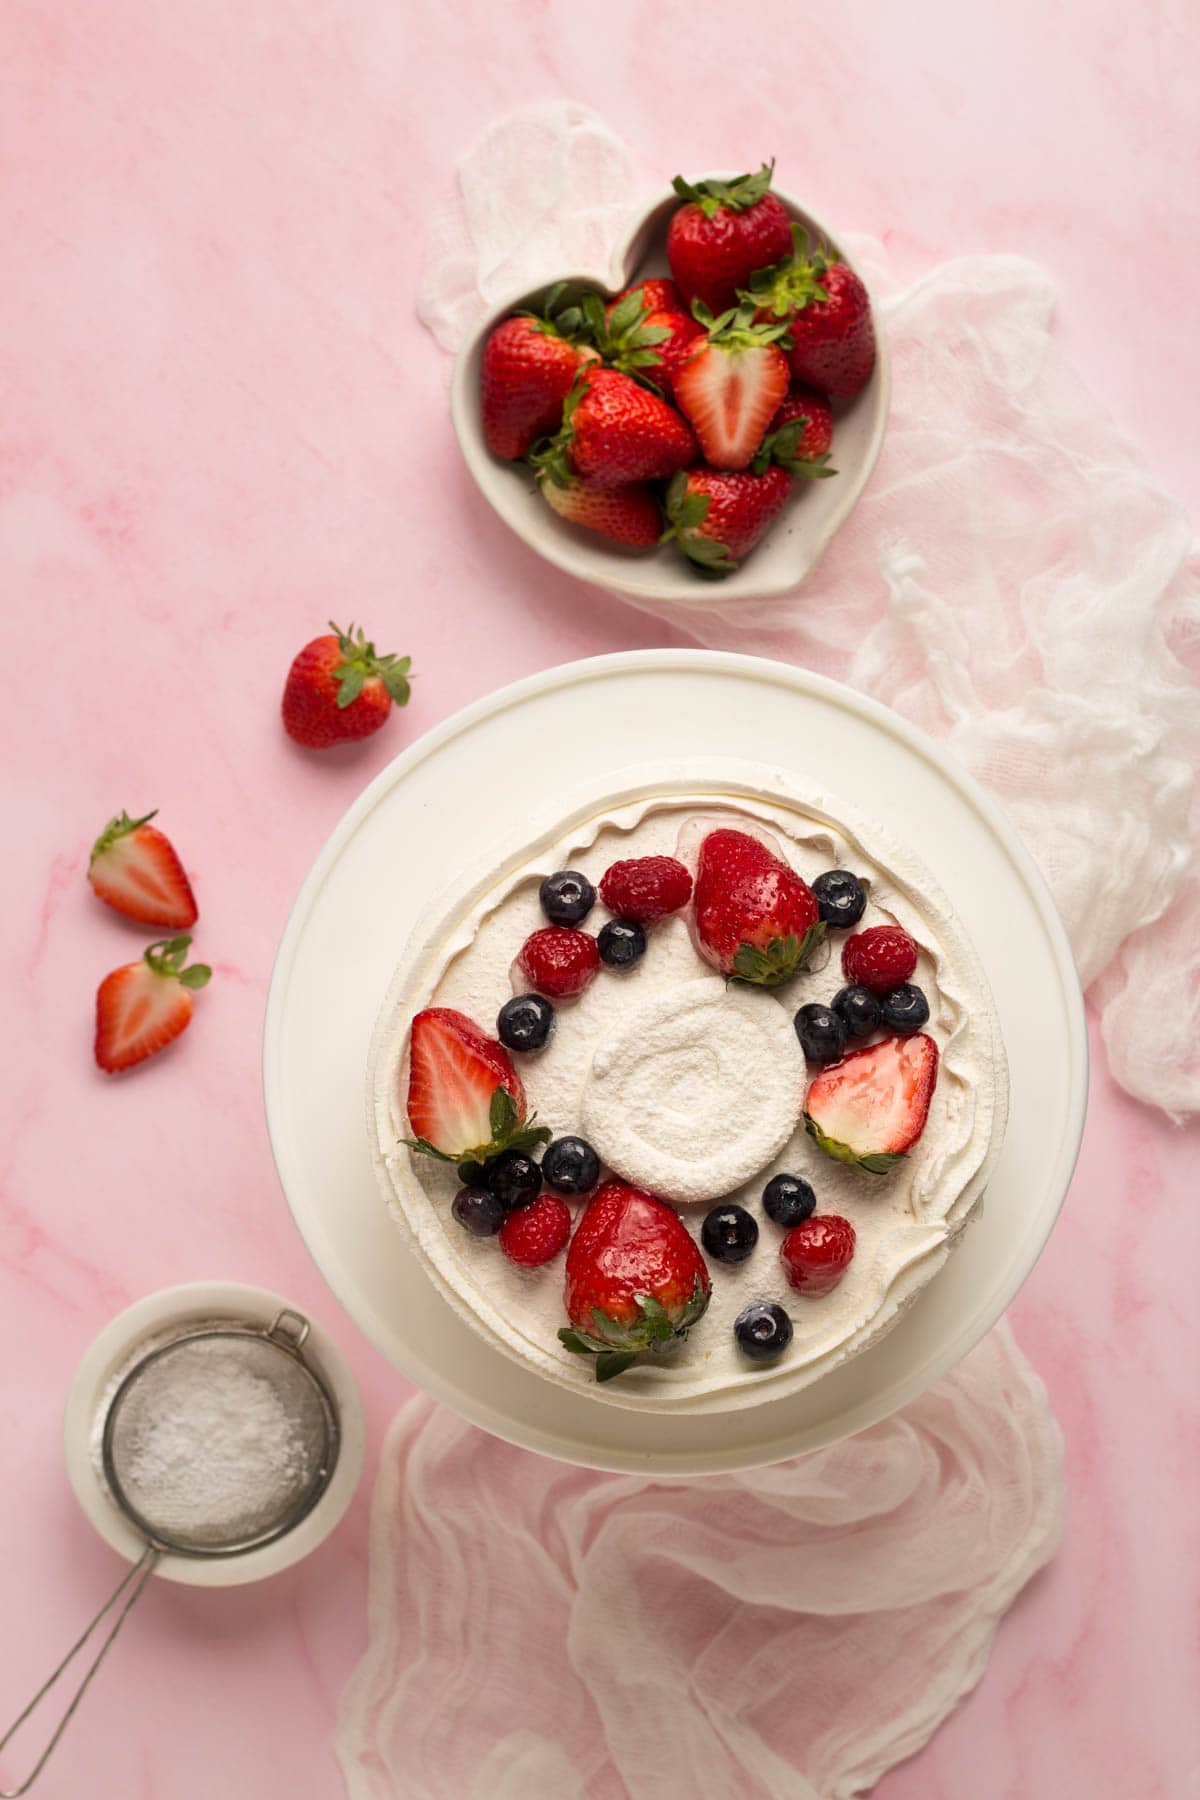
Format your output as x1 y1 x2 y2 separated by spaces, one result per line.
752 418 838 481
738 224 836 319
143 935 212 988
403 1085 551 1169
671 161 776 220
731 922 826 987
660 471 735 579
328 622 413 709
89 808 158 865
557 1276 710 1381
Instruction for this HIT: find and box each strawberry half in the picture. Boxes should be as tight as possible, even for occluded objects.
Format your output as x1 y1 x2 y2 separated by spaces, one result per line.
88 810 198 929
672 302 791 470
741 226 876 398
559 1181 711 1382
692 827 824 984
530 366 696 490
404 1007 549 1170
94 935 212 1073
667 163 794 314
804 1033 939 1172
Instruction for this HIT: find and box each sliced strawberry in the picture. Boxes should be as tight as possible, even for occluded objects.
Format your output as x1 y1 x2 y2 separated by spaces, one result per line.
88 811 198 929
404 1007 548 1167
94 935 211 1073
804 1033 939 1172
672 302 791 470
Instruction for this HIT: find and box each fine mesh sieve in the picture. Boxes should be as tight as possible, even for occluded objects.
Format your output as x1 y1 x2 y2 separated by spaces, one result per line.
0 1309 339 1796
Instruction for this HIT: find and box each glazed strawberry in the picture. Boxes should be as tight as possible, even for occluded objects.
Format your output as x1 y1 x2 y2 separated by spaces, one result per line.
537 472 661 547
499 1192 572 1268
766 385 834 462
743 227 876 398
405 1008 548 1165
282 622 412 750
88 810 198 929
599 856 693 924
531 367 695 489
558 1181 711 1381
692 827 824 985
667 163 794 314
662 465 791 577
780 1215 856 1296
672 302 791 470
841 925 918 994
605 278 685 320
94 935 211 1073
804 1033 939 1171
480 287 598 459
517 927 599 999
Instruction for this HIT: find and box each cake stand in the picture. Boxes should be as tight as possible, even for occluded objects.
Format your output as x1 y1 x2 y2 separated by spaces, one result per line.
263 651 1087 1474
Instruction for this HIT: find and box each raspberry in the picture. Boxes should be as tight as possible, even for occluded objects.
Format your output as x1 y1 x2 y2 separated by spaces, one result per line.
780 1215 856 1296
841 925 918 995
516 927 599 999
499 1192 572 1268
599 856 693 925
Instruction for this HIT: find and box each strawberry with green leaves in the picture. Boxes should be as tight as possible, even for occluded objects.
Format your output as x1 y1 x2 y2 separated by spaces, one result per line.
805 1033 939 1171
94 935 212 1073
404 1007 550 1177
585 287 704 403
742 226 876 398
480 284 599 459
559 1181 711 1382
667 163 794 314
282 622 412 750
661 465 791 577
530 366 695 490
672 301 792 470
88 810 198 929
692 827 824 986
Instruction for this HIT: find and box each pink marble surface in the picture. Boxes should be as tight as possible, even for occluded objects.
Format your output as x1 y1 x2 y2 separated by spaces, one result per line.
2 3 1198 1796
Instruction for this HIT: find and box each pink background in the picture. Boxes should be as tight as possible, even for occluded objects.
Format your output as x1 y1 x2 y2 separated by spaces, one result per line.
3 2 1198 1796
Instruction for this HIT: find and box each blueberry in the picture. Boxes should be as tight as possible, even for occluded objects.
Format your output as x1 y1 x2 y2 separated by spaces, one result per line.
734 1301 794 1361
831 983 882 1040
542 1135 600 1195
812 869 867 929
762 1173 816 1228
485 1150 542 1211
880 983 930 1034
701 1204 758 1264
793 1003 848 1065
451 1186 506 1237
497 993 556 1054
539 869 595 925
598 918 646 969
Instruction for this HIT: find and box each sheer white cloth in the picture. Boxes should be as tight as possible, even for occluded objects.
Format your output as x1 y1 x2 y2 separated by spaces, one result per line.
418 101 1199 1121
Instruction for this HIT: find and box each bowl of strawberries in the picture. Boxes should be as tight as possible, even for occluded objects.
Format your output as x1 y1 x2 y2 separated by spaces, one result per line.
452 161 889 606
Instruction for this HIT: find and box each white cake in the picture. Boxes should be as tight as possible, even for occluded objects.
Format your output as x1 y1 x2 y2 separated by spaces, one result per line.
367 761 1008 1413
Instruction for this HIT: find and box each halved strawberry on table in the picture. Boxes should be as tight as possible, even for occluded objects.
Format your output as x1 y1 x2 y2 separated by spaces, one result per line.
691 827 824 985
404 1007 551 1173
558 1181 711 1382
667 162 794 315
88 810 198 930
480 284 599 460
531 367 696 489
804 1033 939 1172
672 302 791 470
94 935 211 1073
741 226 876 398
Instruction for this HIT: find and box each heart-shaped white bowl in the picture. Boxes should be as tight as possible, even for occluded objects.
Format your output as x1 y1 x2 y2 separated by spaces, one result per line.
450 182 889 608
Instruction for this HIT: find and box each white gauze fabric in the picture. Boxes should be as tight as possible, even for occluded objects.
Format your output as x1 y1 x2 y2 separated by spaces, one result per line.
337 1323 1064 1800
417 101 1200 1121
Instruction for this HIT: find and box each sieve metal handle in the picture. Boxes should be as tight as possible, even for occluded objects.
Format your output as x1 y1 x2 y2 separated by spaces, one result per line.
0 1543 159 1796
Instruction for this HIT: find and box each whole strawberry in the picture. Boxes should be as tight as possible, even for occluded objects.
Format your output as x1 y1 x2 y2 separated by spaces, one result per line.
480 286 598 459
661 465 791 577
766 385 835 462
587 287 704 402
282 622 412 750
536 472 662 548
532 367 695 490
95 935 211 1073
559 1181 711 1381
743 227 876 398
667 163 794 314
88 809 198 929
692 826 824 985
672 302 792 470
405 1007 550 1168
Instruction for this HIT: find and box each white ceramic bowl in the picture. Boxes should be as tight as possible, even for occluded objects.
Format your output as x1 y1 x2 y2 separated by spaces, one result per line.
63 1282 366 1587
450 182 890 607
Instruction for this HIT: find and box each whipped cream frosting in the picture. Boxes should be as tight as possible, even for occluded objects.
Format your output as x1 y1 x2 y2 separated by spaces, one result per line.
367 762 1009 1415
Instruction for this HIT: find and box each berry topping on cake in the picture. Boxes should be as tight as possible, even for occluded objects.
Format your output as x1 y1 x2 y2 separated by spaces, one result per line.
404 1008 549 1165
701 1203 759 1264
88 809 199 929
734 1301 794 1361
451 1186 506 1237
558 1182 711 1382
485 1148 543 1211
599 855 694 924
831 984 882 1040
597 919 646 968
879 984 931 1034
499 1193 572 1268
516 927 600 999
780 1215 856 1296
841 925 918 994
762 1172 817 1227
804 1033 939 1172
497 993 556 1055
542 1136 601 1196
793 1002 848 1065
539 870 596 925
811 869 867 929
692 827 824 986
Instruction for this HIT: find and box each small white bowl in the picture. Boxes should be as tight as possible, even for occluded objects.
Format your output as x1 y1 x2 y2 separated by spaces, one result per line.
450 181 890 608
63 1282 366 1587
